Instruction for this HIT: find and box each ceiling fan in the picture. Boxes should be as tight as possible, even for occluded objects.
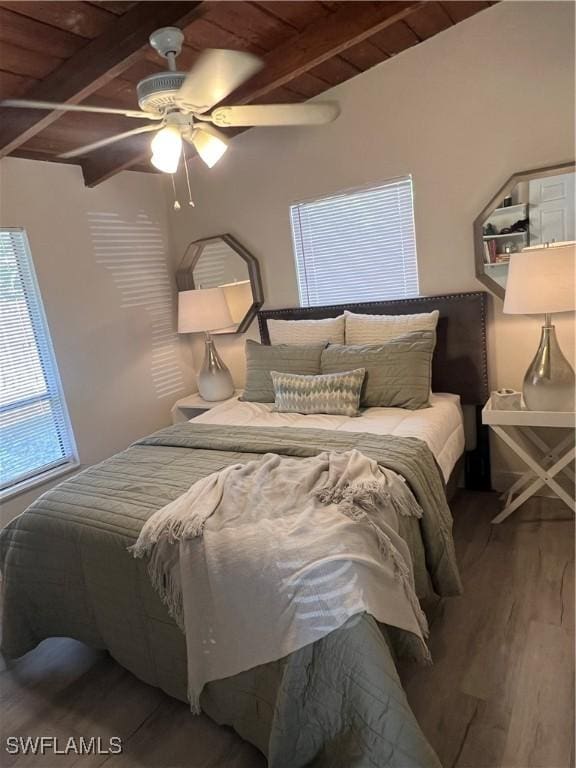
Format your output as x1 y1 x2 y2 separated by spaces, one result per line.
1 27 340 174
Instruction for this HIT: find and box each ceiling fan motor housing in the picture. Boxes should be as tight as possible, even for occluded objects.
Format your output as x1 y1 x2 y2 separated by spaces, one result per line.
137 72 187 114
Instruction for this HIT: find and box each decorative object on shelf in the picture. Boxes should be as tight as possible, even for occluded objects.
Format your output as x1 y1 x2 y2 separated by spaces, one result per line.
503 242 575 412
491 389 522 410
474 161 575 298
176 234 263 333
499 218 528 235
484 223 497 236
178 287 235 401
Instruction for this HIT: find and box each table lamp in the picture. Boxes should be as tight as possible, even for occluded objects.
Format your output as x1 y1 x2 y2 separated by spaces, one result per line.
178 287 235 401
503 242 575 411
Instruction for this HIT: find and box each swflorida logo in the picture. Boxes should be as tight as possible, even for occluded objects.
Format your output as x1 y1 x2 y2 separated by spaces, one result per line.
5 736 123 756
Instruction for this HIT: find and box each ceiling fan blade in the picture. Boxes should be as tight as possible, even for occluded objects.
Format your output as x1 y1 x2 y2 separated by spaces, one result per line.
210 103 340 128
174 49 263 114
59 124 161 160
1 99 160 120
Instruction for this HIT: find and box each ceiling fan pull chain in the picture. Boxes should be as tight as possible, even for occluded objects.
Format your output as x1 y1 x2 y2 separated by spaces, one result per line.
170 173 181 211
183 150 195 208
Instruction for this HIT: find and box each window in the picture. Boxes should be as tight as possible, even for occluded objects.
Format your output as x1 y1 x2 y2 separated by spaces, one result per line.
0 229 77 497
290 176 419 307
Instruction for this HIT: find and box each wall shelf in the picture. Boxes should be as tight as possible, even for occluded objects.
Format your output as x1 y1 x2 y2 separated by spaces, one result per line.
483 232 527 240
490 203 528 216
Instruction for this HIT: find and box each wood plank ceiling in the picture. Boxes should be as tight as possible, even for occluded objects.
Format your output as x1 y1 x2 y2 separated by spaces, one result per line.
0 1 495 186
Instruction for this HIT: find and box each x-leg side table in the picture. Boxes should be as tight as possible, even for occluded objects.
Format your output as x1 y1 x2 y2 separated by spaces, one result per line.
482 398 575 524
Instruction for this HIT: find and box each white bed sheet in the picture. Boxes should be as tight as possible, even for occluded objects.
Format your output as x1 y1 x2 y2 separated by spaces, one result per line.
194 393 465 482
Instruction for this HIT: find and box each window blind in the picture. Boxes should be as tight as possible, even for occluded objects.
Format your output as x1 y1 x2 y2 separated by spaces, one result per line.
0 229 76 494
290 176 419 307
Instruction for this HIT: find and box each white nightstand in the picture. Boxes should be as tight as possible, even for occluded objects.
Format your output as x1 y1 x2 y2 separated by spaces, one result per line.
171 390 242 424
482 397 575 523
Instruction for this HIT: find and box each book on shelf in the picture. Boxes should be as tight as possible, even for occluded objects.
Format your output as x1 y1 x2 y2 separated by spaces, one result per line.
483 239 498 263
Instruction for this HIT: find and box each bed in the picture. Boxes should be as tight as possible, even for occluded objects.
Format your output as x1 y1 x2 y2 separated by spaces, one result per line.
0 291 489 768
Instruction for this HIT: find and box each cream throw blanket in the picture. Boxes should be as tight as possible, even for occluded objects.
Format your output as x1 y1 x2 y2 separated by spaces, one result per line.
132 449 430 713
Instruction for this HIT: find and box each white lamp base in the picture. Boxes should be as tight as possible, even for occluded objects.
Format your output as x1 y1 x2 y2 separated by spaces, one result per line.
197 335 234 401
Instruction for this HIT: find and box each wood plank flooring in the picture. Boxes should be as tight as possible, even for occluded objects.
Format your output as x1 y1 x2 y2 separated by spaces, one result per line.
399 492 574 768
1 491 573 768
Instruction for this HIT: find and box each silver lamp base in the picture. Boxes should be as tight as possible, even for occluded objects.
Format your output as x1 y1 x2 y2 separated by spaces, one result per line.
197 334 234 402
523 316 575 412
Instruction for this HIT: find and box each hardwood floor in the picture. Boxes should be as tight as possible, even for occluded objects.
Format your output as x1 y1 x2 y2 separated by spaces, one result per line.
399 491 574 768
1 492 573 768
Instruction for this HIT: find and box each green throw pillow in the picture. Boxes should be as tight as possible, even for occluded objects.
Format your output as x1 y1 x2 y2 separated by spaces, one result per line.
241 340 325 403
271 369 366 416
321 331 435 409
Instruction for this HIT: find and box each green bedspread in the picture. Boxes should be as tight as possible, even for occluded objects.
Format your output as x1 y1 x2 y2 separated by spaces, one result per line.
0 423 461 767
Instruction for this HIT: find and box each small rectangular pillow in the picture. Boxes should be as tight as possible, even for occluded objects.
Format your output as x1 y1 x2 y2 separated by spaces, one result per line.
271 369 366 417
321 331 436 409
345 309 439 345
241 340 325 403
267 315 345 345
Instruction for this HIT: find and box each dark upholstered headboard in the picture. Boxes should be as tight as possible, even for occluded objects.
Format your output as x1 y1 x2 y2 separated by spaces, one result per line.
258 291 490 406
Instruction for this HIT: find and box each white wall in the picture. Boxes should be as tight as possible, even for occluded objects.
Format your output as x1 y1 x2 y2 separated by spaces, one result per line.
167 0 575 487
0 158 195 524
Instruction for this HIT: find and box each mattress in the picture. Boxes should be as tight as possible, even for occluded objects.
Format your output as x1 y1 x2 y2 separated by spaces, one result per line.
194 393 465 482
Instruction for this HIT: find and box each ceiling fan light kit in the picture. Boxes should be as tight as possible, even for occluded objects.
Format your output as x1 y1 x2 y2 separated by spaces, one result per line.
150 125 182 174
1 26 340 195
189 123 229 168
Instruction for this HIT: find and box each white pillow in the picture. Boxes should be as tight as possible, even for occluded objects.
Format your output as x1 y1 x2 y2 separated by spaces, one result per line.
267 315 345 345
344 309 439 345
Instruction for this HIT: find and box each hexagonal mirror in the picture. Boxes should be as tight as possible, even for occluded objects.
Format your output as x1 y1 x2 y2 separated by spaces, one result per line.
176 234 263 333
474 161 575 298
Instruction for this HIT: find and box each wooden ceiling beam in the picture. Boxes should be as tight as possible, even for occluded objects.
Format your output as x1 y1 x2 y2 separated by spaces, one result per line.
230 1 424 104
0 1 203 158
0 7 86 59
81 129 160 186
81 0 423 187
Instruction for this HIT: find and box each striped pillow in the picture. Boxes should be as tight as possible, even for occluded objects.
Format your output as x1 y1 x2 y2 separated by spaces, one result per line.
268 315 345 345
241 340 325 403
321 331 435 409
345 309 439 345
271 369 366 417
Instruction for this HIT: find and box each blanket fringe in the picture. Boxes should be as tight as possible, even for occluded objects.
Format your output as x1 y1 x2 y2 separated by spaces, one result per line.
146 550 186 633
373 527 429 639
130 511 208 559
314 475 423 520
188 690 202 716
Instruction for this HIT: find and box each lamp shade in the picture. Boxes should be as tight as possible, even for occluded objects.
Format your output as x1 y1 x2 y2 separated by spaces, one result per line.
177 287 232 333
503 243 576 315
221 280 252 324
191 124 229 168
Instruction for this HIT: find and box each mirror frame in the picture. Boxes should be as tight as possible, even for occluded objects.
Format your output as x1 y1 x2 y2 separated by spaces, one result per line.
473 160 576 299
176 234 264 333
